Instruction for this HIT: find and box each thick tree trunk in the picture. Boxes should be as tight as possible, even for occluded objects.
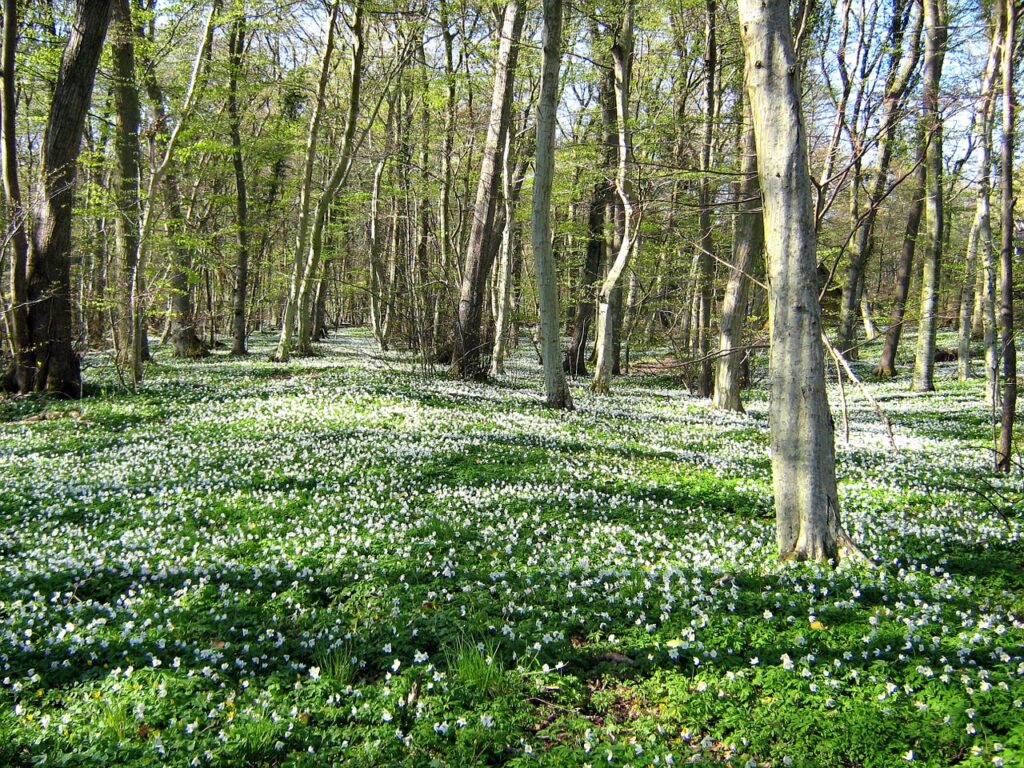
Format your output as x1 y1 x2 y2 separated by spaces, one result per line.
876 135 926 377
738 0 861 563
996 0 1016 472
228 9 249 356
14 0 114 395
531 0 572 409
712 107 762 411
452 0 524 379
911 0 947 392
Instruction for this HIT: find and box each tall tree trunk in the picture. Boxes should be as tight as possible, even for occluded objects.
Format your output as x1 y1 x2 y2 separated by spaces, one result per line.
272 0 340 362
837 0 921 356
591 3 635 394
996 0 1016 472
110 0 145 379
293 0 367 358
911 0 948 392
876 133 926 377
738 0 861 563
13 0 114 395
531 0 572 408
695 0 717 396
452 0 525 379
958 14 1002 383
2 0 33 392
712 105 762 411
564 180 605 376
228 6 249 355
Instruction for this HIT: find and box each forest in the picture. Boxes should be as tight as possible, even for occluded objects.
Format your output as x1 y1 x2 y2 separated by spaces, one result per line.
1 0 1024 764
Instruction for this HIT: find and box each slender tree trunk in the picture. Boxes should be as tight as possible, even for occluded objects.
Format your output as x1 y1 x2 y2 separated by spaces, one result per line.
293 1 366 357
592 3 634 394
712 105 762 411
490 133 519 376
110 0 145 379
2 0 33 392
532 0 572 408
695 0 717 396
911 0 948 392
837 0 921 355
738 0 861 563
876 134 926 377
564 181 605 376
228 7 249 355
996 0 1016 472
272 0 340 362
452 0 525 379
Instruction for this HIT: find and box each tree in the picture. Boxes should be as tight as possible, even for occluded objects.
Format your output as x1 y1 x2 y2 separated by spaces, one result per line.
4 0 114 395
737 0 862 562
712 104 762 412
591 1 635 394
227 3 250 356
452 0 525 379
996 0 1016 472
532 0 572 409
910 0 948 393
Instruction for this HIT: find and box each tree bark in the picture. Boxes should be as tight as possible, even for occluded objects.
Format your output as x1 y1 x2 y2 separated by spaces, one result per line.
738 0 860 563
836 0 921 356
876 133 926 377
2 0 32 392
996 0 1016 472
110 0 145 380
695 0 717 397
592 3 635 394
228 7 249 356
531 0 572 409
13 0 114 395
911 0 947 392
712 105 762 411
452 0 525 379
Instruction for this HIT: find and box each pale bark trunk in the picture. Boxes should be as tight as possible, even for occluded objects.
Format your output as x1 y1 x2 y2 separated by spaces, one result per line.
592 3 634 394
531 0 572 409
738 0 860 563
452 0 525 379
272 0 340 362
911 0 947 392
712 106 762 411
996 0 1016 472
293 1 366 358
695 0 717 396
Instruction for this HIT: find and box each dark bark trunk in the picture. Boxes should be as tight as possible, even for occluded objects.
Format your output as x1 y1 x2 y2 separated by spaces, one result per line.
15 0 114 395
228 9 249 355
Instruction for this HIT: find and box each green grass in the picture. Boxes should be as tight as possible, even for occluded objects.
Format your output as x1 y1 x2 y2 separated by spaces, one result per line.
0 331 1022 767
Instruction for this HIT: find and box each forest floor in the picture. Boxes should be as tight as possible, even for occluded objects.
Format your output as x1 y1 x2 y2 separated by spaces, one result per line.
1 330 1023 767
